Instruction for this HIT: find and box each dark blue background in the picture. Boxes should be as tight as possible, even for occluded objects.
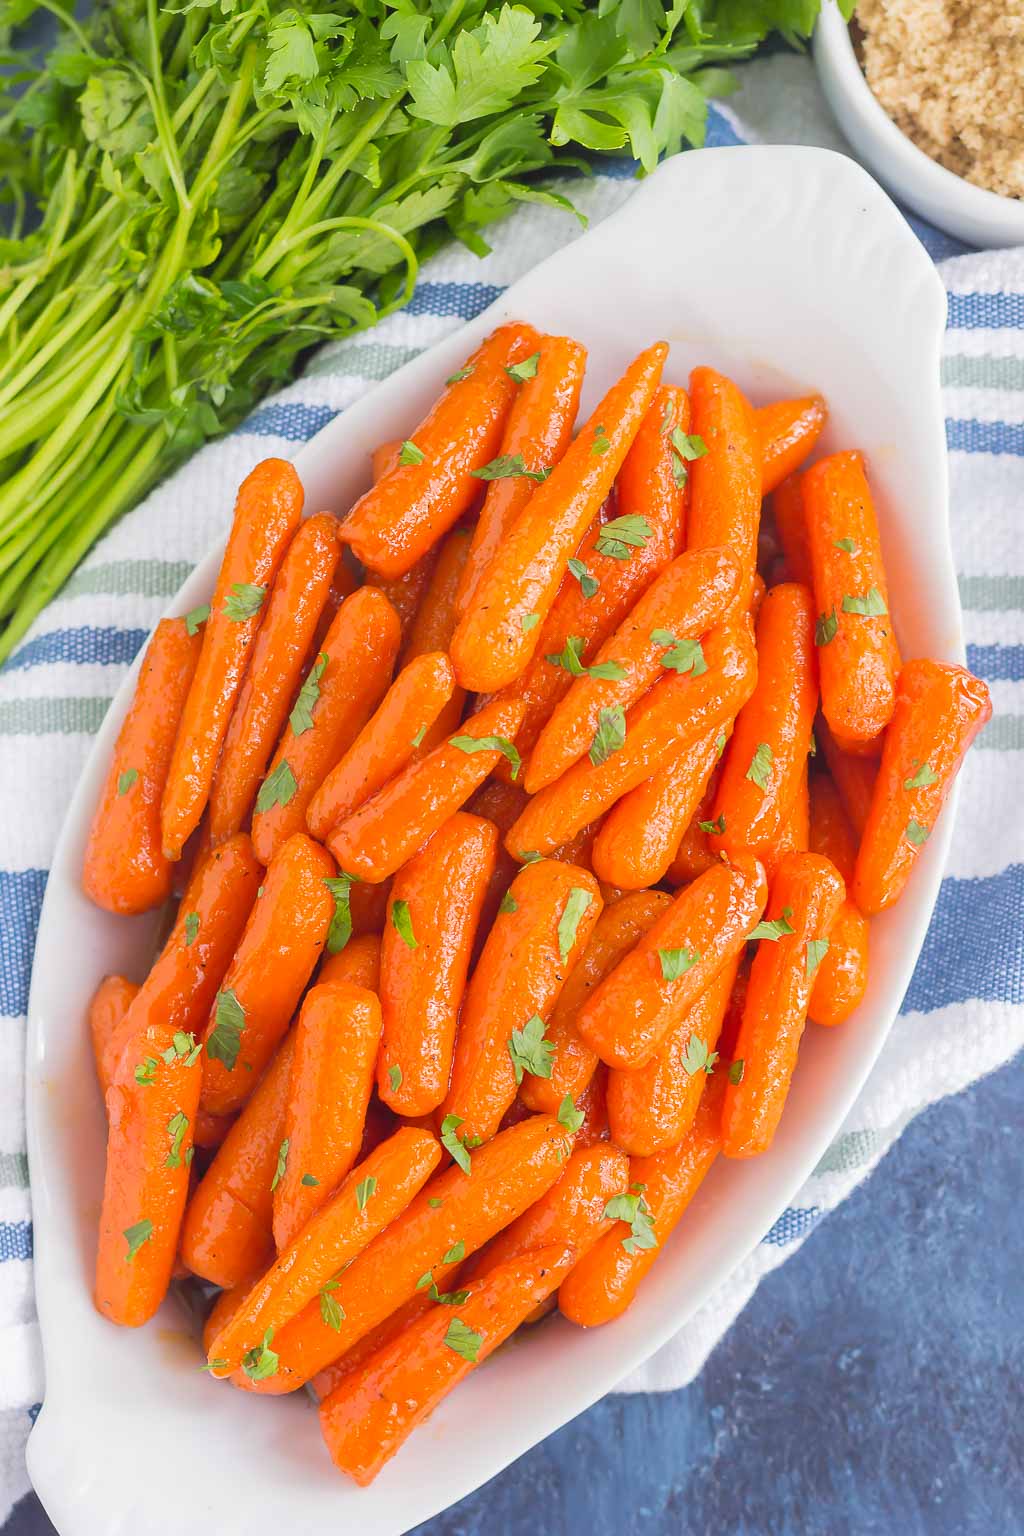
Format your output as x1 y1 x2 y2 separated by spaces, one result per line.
11 1056 1022 1534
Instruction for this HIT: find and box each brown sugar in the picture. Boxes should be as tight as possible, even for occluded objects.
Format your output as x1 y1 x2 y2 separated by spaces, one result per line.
855 0 1024 199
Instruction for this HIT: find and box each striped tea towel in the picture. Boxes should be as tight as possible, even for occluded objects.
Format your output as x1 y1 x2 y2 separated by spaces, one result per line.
2 51 1022 1524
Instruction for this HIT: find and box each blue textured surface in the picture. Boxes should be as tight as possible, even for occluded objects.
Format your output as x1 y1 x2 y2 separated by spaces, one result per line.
10 1056 1022 1535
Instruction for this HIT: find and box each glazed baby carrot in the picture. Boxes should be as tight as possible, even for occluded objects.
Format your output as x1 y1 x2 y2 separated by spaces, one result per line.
755 394 827 495
575 855 767 1070
348 880 392 940
816 716 877 836
710 583 818 860
455 335 587 619
95 1018 201 1327
450 343 669 694
378 813 498 1117
559 1072 726 1328
181 1035 295 1288
319 1243 576 1484
666 761 727 886
371 440 401 483
853 658 991 914
89 975 139 1093
443 860 603 1144
686 367 762 604
203 1284 245 1357
306 652 456 839
318 932 381 991
506 623 757 860
808 769 859 883
592 720 726 890
493 385 691 771
101 834 260 1087
402 527 471 661
234 1112 572 1394
607 951 740 1157
200 834 336 1117
803 450 899 753
519 890 671 1115
312 1290 444 1401
466 1143 628 1281
723 852 846 1157
84 618 201 913
525 545 741 792
327 694 526 883
340 324 537 577
207 513 341 844
763 760 810 879
368 548 439 649
208 1127 441 1374
808 900 869 1026
161 459 303 858
772 472 812 585
574 1065 609 1148
251 586 401 864
272 982 383 1250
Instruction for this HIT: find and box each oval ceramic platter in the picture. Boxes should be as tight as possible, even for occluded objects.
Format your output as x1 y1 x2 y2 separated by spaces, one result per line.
26 146 955 1536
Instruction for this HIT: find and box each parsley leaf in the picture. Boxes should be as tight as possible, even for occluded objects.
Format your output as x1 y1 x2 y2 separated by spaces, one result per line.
163 1030 201 1066
443 1317 483 1362
242 1328 279 1382
449 732 521 781
223 583 265 622
429 1282 470 1306
164 1110 189 1168
319 1280 345 1331
185 604 209 636
446 366 473 385
123 1218 153 1262
134 1056 158 1087
671 429 707 462
904 761 939 791
833 537 857 553
557 886 593 962
651 631 707 676
699 814 725 836
440 1113 473 1175
324 874 357 954
184 911 199 947
289 653 327 736
729 1058 745 1085
411 724 427 748
603 1191 657 1255
546 634 624 681
591 423 610 455
506 352 540 382
443 1240 466 1264
117 767 138 797
399 439 425 465
428 1198 444 1209
716 732 728 759
271 1138 289 1192
745 742 773 791
207 988 245 1071
842 587 887 617
806 938 830 979
356 1176 377 1211
388 1064 403 1093
472 453 549 483
508 1014 555 1084
659 947 700 980
595 514 652 561
589 705 626 766
519 850 543 865
567 558 599 599
558 1093 584 1133
906 819 930 845
681 1034 718 1076
749 908 795 942
499 890 518 915
816 610 838 647
391 898 418 950
256 759 297 813
301 1173 319 1187
521 612 540 632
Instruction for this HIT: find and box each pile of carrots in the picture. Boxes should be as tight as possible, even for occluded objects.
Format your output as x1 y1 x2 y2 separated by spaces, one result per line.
83 321 991 1485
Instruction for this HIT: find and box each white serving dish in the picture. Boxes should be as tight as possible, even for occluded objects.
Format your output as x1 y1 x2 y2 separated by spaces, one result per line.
814 0 1024 250
26 145 957 1536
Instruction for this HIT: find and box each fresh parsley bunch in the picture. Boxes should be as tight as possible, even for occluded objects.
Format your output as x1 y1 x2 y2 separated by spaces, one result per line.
0 0 835 657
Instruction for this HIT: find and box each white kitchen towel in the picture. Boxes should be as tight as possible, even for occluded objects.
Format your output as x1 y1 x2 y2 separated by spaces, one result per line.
3 52 1022 1522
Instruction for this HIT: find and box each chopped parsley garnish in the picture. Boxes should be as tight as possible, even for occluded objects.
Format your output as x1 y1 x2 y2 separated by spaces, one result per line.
591 423 610 455
324 874 357 954
356 1176 377 1211
472 454 549 483
184 603 209 636
388 1064 403 1093
184 911 200 947
123 1218 153 1262
440 1113 473 1175
270 1138 289 1192
904 761 938 791
242 1328 279 1381
117 767 138 797
164 1110 189 1168
588 705 626 766
508 1014 555 1084
749 907 795 942
729 1058 745 1085
557 1094 584 1133
906 819 930 845
449 731 522 781
595 514 652 561
521 612 540 632
567 558 599 599
391 898 418 950
745 742 773 791
699 814 725 836
289 652 327 736
842 587 887 617
506 352 540 382
207 988 245 1071
498 890 518 915
399 439 425 466
223 583 265 622
443 1318 483 1362
815 610 838 647
651 630 707 676
604 1191 656 1254
255 758 297 813
319 1279 344 1331
557 886 593 962
681 1035 718 1076
659 947 700 981
806 938 830 980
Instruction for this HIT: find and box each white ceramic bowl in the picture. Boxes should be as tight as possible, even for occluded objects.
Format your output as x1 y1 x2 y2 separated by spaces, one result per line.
814 0 1024 250
26 145 959 1536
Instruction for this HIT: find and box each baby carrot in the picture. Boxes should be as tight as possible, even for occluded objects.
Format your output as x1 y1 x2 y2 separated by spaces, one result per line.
592 721 726 890
402 527 472 661
808 769 859 883
207 514 341 844
84 618 201 914
576 855 767 1070
559 1073 725 1327
686 367 761 604
816 716 877 836
340 324 537 577
251 586 401 865
319 1243 576 1485
755 394 828 495
203 1284 245 1357
803 450 899 753
208 1127 441 1374
666 762 727 886
100 834 260 1087
89 975 139 1093
312 1290 444 1402
519 890 671 1115
233 1112 572 1394
853 658 991 914
272 982 383 1250
327 694 526 883
94 1019 201 1327
607 951 740 1157
808 900 869 1026
723 852 846 1157
306 653 456 840
181 1035 295 1288
200 834 336 1117
709 583 818 860
613 383 691 558
772 472 812 585
378 813 498 1117
443 860 603 1144
506 624 757 860
371 440 401 482
455 335 587 619
525 545 741 792
763 759 810 880
574 1065 610 1148
161 459 303 858
450 343 669 694
318 932 381 990
368 548 439 650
